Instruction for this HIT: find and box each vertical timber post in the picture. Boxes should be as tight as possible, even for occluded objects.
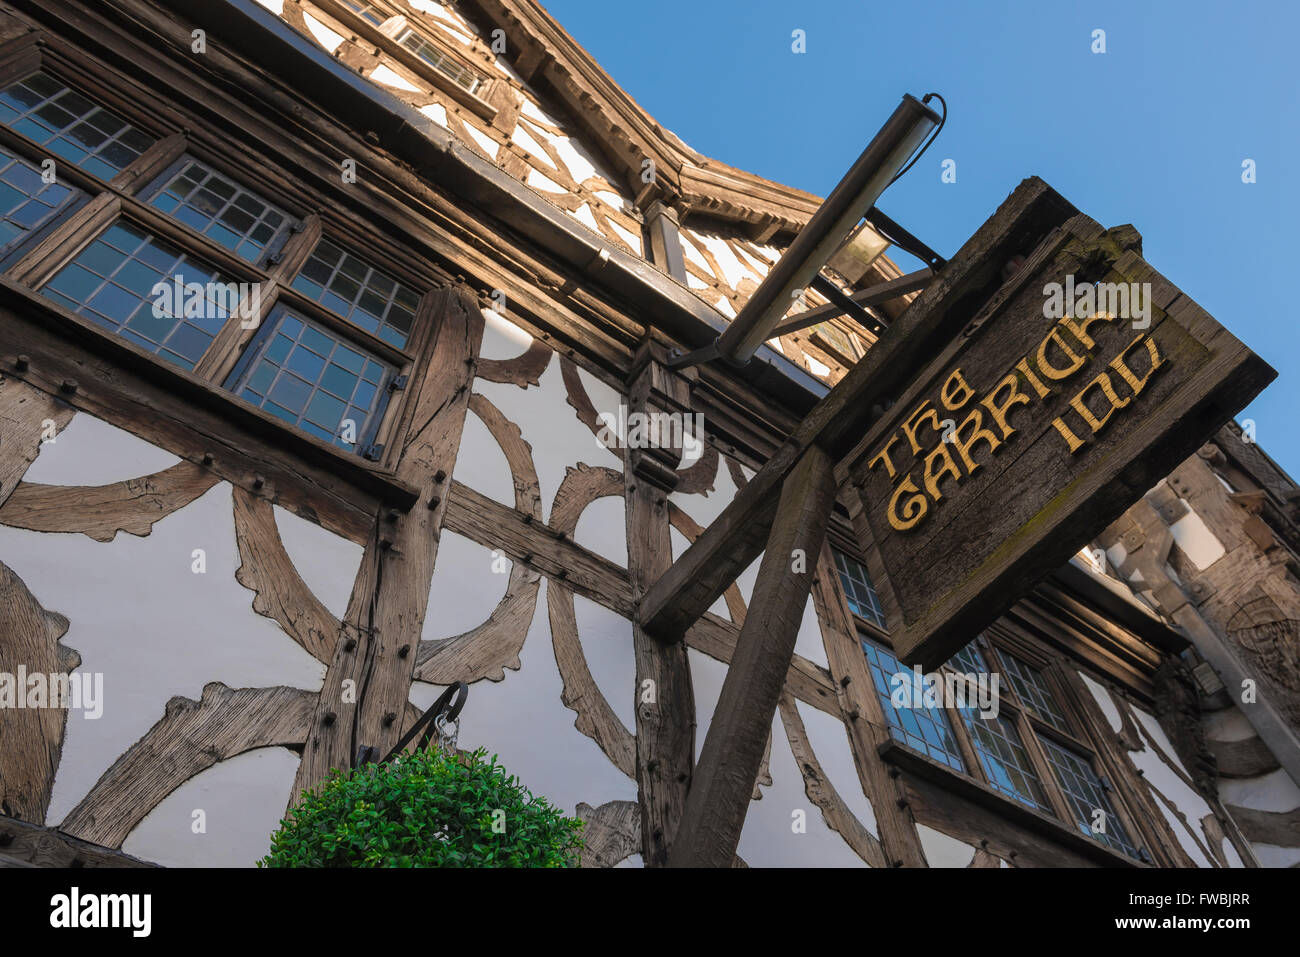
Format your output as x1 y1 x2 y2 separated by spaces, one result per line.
625 341 696 866
668 445 838 867
290 286 484 804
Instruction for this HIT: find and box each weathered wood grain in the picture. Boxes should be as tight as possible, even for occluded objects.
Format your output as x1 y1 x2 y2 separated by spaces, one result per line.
291 287 484 805
232 486 341 663
0 815 157 868
60 682 317 849
576 799 640 868
777 693 887 867
624 347 694 866
0 376 74 509
0 560 78 823
547 463 636 780
0 461 219 541
669 446 838 866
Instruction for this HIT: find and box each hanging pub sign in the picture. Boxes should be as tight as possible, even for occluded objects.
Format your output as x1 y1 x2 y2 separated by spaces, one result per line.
852 210 1275 670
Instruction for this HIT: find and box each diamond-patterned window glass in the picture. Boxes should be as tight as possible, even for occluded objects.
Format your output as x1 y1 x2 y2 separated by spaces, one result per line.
342 0 387 24
1000 653 1069 732
960 708 1053 812
147 157 294 265
40 219 237 370
832 549 887 629
398 29 485 94
1039 736 1142 859
861 639 965 772
947 639 989 677
0 72 154 181
226 308 392 453
0 144 78 251
291 239 419 349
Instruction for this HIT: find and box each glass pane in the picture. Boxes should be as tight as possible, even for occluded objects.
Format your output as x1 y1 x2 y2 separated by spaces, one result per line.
861 639 965 772
960 708 1053 812
291 239 419 348
225 307 392 454
39 220 234 367
0 144 79 251
1040 736 1143 859
999 652 1070 732
147 156 295 265
0 72 154 177
832 549 888 630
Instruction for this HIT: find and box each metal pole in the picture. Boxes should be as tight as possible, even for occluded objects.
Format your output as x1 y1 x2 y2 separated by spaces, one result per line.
712 94 940 365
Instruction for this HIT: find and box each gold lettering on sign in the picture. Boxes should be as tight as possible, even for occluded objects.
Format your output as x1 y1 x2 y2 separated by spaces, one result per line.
863 308 1170 535
980 373 1031 440
888 475 929 531
950 407 1002 474
923 442 962 501
869 434 902 480
1109 333 1163 396
1015 357 1051 399
1036 327 1087 380
1070 371 1131 435
901 401 942 454
940 369 975 411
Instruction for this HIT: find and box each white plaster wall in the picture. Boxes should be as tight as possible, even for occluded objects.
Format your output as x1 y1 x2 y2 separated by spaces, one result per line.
1 412 332 845
122 747 300 867
273 505 362 620
0 479 327 829
572 592 636 732
917 823 977 867
798 700 878 838
1169 502 1226 570
689 649 866 866
22 414 178 485
410 580 636 817
471 349 622 527
421 529 513 642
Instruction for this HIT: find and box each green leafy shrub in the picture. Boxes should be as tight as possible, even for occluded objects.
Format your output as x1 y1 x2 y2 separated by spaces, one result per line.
260 747 584 868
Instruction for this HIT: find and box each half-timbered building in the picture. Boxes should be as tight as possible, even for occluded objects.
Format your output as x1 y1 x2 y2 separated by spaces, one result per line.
0 0 1298 868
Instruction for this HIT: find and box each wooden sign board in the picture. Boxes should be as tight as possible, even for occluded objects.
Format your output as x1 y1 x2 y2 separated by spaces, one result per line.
852 209 1275 670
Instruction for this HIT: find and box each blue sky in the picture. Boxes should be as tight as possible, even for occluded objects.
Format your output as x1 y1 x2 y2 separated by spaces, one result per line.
544 0 1299 478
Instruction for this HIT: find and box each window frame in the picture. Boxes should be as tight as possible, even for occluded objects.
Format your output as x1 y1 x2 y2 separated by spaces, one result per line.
318 1 498 121
827 519 1161 862
0 33 445 471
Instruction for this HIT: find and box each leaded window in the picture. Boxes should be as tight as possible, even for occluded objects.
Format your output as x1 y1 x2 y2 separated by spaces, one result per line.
1039 736 1142 859
947 639 988 678
225 307 393 452
833 548 887 629
862 638 965 772
291 239 419 348
0 145 79 252
146 157 295 266
342 0 387 24
40 220 239 370
1000 652 1069 732
960 708 1053 812
0 72 154 180
398 29 485 94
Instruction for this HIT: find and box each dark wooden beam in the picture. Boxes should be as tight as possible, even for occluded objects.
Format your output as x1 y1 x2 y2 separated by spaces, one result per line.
0 815 157 868
667 446 838 867
624 343 695 866
775 268 932 336
640 178 1079 641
